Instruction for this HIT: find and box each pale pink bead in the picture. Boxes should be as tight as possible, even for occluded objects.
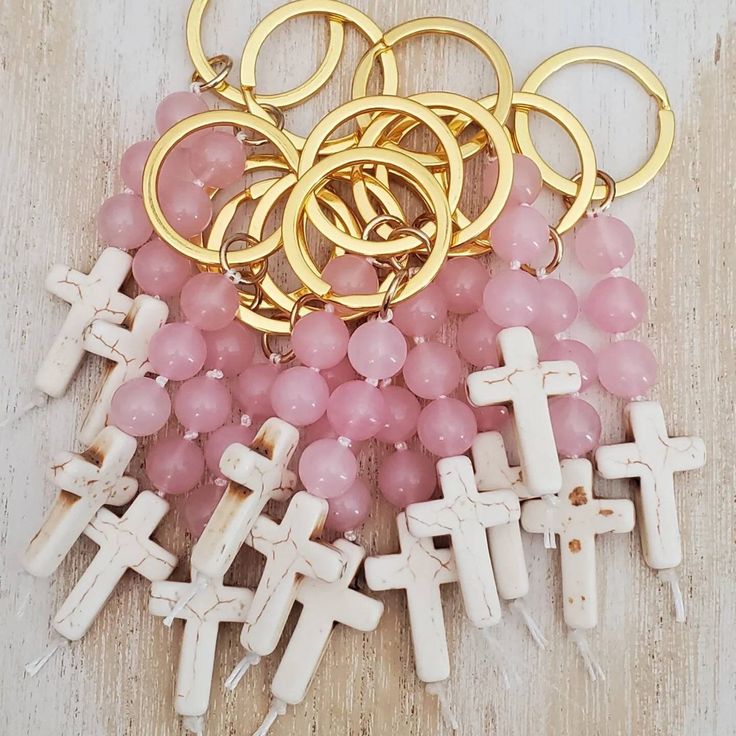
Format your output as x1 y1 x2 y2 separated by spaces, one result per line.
541 338 597 391
109 376 171 437
473 404 511 432
348 320 407 380
484 154 542 205
391 284 448 338
174 375 232 433
529 278 579 336
320 356 357 392
597 340 658 398
97 193 152 250
436 257 489 314
584 276 647 333
378 449 436 509
417 397 478 457
482 268 541 327
375 385 421 444
457 310 500 367
292 310 350 370
180 272 240 331
327 380 386 441
183 483 224 538
203 422 257 475
325 477 372 532
155 91 208 143
550 396 602 458
189 131 245 188
148 322 207 381
575 215 635 273
270 366 328 426
133 238 194 297
203 321 256 377
490 204 549 264
299 438 358 498
146 435 204 495
322 254 379 296
159 180 213 238
231 363 280 419
402 341 462 400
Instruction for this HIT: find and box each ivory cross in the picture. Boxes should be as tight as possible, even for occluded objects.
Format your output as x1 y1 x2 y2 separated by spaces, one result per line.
521 459 635 629
54 490 177 640
466 326 581 495
23 425 138 578
406 456 519 628
595 401 706 570
35 247 134 398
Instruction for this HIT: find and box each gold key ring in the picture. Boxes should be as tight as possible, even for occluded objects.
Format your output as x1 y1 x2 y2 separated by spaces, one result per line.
517 46 674 199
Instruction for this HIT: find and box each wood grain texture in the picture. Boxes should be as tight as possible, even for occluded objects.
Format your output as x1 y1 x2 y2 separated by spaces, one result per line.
1 1 734 734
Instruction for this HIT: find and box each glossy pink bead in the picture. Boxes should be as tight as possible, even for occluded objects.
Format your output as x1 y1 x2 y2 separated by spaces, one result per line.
146 435 204 495
174 375 232 433
180 272 240 331
203 321 256 377
473 404 511 432
375 386 421 444
391 284 448 338
584 276 647 333
417 397 478 457
292 310 350 370
325 478 372 532
541 338 597 391
159 180 213 238
529 278 579 336
322 254 379 296
320 356 357 392
182 483 224 538
457 310 500 367
402 342 462 400
299 438 358 498
378 449 436 509
550 396 602 458
597 340 658 398
97 193 152 250
490 204 549 264
483 268 541 327
484 154 543 205
327 380 386 441
232 362 280 419
189 131 245 188
270 366 329 426
133 237 194 297
348 320 407 380
109 377 171 437
148 322 207 381
575 215 635 273
436 257 489 314
203 422 257 475
155 92 208 143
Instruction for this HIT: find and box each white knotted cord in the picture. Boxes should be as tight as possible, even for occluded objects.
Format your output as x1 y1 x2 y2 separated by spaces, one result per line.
425 681 459 731
569 628 605 682
543 495 559 549
224 652 261 690
480 628 521 689
182 715 204 734
509 598 548 649
164 577 210 627
25 634 69 676
251 699 287 736
659 568 686 623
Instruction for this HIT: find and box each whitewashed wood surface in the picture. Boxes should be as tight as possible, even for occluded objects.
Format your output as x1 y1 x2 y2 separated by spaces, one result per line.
1 0 734 734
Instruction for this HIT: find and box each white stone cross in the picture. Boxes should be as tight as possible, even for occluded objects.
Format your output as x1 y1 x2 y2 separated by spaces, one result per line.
23 425 139 578
79 293 169 445
192 418 299 580
466 326 581 495
35 247 134 398
53 490 177 640
521 458 635 629
595 400 706 570
364 512 457 684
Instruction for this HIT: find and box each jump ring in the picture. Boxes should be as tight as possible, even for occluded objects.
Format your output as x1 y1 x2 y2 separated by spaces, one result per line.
261 332 295 364
564 169 616 214
392 226 432 255
239 104 285 147
362 214 405 242
521 227 564 276
379 267 411 321
191 54 233 92
288 294 329 332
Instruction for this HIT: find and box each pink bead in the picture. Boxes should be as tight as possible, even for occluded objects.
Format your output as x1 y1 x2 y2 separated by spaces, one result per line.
597 340 658 398
402 341 462 400
378 449 436 509
375 386 421 444
473 404 511 432
436 257 489 314
159 180 213 238
484 154 542 205
391 284 448 338
292 310 350 370
202 321 256 377
299 438 358 498
550 396 602 458
490 204 549 264
121 141 196 194
109 377 171 437
148 322 207 381
97 193 152 250
575 215 635 273
133 238 194 297
146 435 204 495
320 356 357 391
541 339 597 391
322 254 379 296
482 268 541 327
270 366 329 426
232 363 280 419
325 477 372 533
155 91 208 143
180 272 240 331
182 483 224 539
529 278 579 336
584 276 647 333
417 397 478 457
189 131 245 188
457 310 500 367
327 380 386 441
174 375 232 433
348 320 407 380
203 422 257 475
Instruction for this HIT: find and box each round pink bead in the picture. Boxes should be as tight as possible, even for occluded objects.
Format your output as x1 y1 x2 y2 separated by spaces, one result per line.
417 397 478 457
490 204 549 264
189 131 245 188
457 310 500 368
133 238 194 297
203 321 256 377
327 380 387 441
292 310 350 370
348 320 407 380
180 272 240 331
325 478 372 533
375 385 421 444
391 284 448 338
148 322 207 381
482 268 541 327
182 483 224 539
484 154 543 205
402 342 462 400
97 193 152 250
174 375 232 433
232 363 280 419
159 180 213 238
473 404 511 432
529 278 579 336
109 377 171 437
270 366 329 426
541 339 597 391
155 92 208 142
597 340 658 398
320 356 357 392
120 141 195 194
550 396 602 458
203 422 257 475
436 257 489 314
584 276 647 333
575 215 635 274
378 449 436 509
299 438 358 498
146 435 204 495
322 254 379 296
